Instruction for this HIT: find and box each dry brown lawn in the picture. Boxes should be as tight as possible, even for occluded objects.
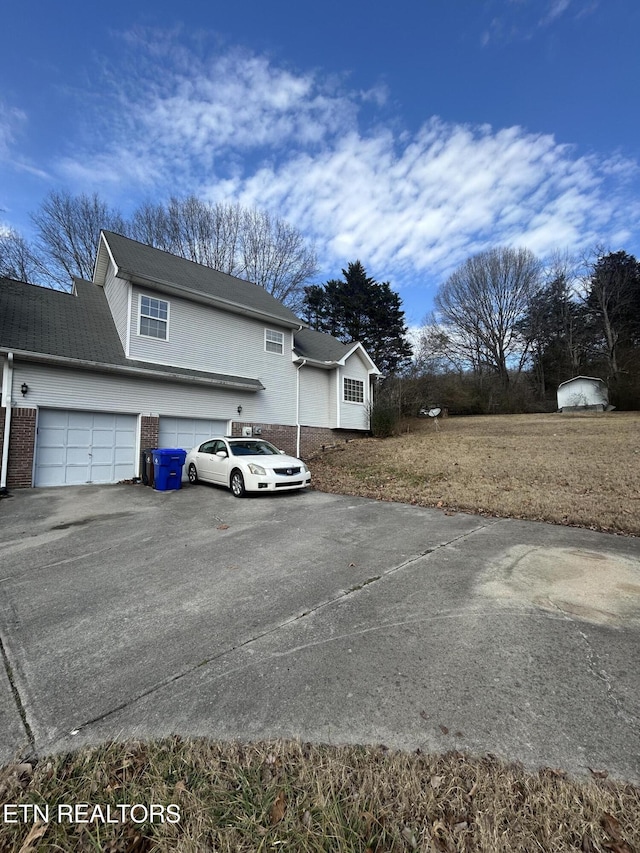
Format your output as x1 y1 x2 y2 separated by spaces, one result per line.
2 739 639 852
310 412 640 536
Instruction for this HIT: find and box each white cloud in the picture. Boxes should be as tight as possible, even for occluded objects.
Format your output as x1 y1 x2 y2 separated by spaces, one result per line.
0 102 27 160
53 38 639 307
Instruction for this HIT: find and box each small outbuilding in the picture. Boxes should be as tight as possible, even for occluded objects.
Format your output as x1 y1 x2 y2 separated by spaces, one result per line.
557 376 609 412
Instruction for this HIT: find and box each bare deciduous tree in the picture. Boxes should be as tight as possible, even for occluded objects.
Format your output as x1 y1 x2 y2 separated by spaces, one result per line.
434 247 541 388
0 228 42 282
31 190 129 286
130 197 316 309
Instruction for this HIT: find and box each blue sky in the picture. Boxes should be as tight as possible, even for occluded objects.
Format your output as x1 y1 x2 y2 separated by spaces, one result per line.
1 0 639 327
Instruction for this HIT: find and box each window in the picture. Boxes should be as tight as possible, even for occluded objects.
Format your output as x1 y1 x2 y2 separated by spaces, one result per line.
265 329 284 354
139 295 169 340
343 377 364 403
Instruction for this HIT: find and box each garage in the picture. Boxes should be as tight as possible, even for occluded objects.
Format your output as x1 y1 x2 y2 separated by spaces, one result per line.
34 409 137 487
158 416 229 451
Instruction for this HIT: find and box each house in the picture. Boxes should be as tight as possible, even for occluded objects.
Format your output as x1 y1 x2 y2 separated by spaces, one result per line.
557 376 609 412
0 231 380 489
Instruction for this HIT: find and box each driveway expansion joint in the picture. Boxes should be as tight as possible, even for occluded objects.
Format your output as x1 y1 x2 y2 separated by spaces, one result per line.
0 632 36 759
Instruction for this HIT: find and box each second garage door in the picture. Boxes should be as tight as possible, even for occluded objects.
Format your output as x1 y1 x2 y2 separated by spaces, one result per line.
158 416 229 451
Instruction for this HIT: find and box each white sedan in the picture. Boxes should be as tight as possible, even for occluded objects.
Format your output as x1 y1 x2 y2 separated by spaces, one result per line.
185 437 311 497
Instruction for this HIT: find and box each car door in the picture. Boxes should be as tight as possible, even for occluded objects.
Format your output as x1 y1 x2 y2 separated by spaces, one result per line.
195 440 219 483
206 439 230 484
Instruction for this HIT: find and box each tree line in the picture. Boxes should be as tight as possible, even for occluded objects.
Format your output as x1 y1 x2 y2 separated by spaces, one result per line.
404 245 640 414
3 190 638 410
1 190 414 376
0 191 317 311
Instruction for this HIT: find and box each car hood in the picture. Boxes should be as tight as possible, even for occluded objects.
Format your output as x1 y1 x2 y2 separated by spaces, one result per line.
236 453 303 468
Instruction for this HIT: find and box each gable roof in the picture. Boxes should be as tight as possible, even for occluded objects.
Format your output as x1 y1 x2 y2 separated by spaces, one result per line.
293 327 353 363
0 277 263 391
558 376 607 388
293 327 380 373
96 231 303 329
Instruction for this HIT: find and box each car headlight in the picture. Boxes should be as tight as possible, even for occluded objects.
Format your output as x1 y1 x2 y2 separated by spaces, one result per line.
302 463 309 473
248 463 266 475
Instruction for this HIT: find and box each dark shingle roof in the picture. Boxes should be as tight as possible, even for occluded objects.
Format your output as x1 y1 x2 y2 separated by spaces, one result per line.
0 277 263 389
102 231 302 327
292 327 354 363
0 278 124 363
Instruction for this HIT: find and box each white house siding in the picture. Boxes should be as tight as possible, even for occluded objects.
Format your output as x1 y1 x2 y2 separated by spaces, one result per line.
102 267 129 351
126 284 297 424
338 352 371 431
299 366 333 427
13 362 258 423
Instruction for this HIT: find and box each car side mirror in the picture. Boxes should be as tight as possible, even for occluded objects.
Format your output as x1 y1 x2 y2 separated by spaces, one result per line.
279 449 285 454
216 450 228 458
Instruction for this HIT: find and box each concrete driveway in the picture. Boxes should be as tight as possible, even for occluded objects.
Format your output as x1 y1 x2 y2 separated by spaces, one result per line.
1 483 639 782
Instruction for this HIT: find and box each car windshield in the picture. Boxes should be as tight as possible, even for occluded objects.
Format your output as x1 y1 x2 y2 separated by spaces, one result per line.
229 440 281 456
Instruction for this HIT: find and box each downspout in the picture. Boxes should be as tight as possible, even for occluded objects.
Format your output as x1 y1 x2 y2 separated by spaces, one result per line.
295 360 307 458
1 353 14 493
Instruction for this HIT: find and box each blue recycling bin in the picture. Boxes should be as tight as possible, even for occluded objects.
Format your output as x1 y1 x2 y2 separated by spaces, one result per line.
153 448 187 491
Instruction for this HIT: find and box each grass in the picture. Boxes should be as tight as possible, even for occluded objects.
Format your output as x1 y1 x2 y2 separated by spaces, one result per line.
1 738 639 852
310 412 640 536
3 413 639 851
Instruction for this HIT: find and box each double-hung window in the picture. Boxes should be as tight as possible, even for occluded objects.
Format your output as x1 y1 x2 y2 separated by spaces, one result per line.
265 329 284 354
343 377 364 403
139 295 169 340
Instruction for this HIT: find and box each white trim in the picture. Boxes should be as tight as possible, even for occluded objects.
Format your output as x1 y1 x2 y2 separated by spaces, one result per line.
125 283 132 357
137 293 170 341
343 376 365 404
1 353 13 489
264 328 284 355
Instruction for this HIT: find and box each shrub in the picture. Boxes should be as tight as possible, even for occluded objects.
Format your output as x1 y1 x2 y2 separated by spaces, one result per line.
370 403 399 437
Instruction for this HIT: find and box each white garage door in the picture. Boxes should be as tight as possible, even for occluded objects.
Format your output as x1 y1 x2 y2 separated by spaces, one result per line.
35 410 137 487
158 416 229 451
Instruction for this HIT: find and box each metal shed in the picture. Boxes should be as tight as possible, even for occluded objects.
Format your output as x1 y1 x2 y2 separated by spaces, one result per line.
557 376 609 412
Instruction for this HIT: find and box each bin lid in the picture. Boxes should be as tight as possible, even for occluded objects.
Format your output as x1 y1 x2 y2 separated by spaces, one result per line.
155 447 187 459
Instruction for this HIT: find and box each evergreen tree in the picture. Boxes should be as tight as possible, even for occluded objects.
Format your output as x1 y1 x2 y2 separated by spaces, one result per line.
303 261 413 375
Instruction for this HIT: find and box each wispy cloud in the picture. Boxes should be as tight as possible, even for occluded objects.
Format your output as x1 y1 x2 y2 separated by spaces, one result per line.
50 35 640 308
482 0 598 44
0 101 27 160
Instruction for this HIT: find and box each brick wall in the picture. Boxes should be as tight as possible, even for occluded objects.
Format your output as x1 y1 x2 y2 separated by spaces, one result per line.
231 421 366 459
231 422 298 456
140 416 159 450
4 407 37 488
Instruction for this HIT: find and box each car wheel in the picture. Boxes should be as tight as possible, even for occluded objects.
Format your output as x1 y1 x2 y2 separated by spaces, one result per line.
230 469 246 498
188 463 199 485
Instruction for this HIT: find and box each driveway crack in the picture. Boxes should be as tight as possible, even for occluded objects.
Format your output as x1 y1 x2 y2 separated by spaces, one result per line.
575 626 640 734
0 632 36 758
64 521 494 738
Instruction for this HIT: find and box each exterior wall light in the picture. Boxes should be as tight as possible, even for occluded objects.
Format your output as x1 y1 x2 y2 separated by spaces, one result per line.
237 405 243 415
21 383 29 396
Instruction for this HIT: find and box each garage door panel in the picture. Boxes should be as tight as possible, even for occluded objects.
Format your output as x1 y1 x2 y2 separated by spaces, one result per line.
67 428 91 445
36 446 65 466
41 410 68 428
66 447 90 465
35 409 137 487
93 429 116 446
91 447 114 465
68 412 94 429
